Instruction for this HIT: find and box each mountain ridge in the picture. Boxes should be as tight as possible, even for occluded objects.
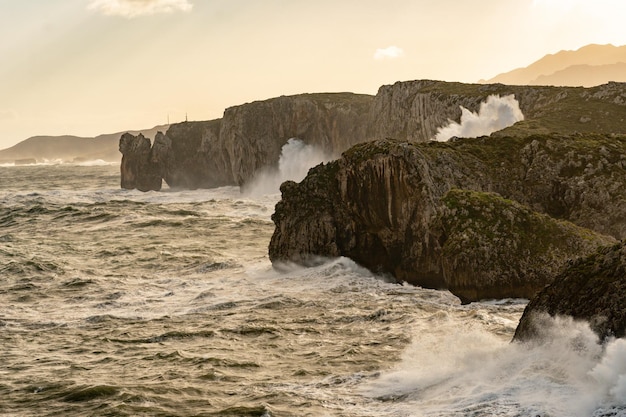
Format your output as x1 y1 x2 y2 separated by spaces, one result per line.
482 44 626 86
0 125 168 164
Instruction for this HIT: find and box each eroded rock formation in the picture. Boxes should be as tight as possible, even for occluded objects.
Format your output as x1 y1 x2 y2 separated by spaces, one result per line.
119 133 161 191
269 134 625 302
119 81 626 191
514 241 626 342
120 93 373 191
439 189 615 303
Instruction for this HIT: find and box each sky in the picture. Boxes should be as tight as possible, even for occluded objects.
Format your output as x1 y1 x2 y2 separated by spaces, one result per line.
1 0 626 149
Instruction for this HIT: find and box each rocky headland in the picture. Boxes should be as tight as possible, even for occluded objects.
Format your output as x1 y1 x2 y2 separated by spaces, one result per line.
119 93 373 190
119 80 626 191
269 134 624 302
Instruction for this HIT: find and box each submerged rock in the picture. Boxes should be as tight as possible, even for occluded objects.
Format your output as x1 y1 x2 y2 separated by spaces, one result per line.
269 134 625 301
514 241 626 342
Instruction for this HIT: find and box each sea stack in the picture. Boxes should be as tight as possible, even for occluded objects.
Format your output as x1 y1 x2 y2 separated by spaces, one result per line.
119 132 162 191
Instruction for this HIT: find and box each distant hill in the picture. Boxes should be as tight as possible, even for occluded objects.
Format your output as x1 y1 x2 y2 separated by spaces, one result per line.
482 44 626 87
0 125 168 164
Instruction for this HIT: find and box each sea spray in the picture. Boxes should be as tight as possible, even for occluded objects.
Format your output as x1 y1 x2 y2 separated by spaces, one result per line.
362 313 626 417
243 138 331 196
433 94 524 142
584 338 626 412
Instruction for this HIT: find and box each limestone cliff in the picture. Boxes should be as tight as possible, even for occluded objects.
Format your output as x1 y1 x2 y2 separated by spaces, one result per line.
151 120 231 189
120 93 373 190
367 80 626 141
269 134 624 301
119 81 626 191
219 93 373 187
514 241 626 342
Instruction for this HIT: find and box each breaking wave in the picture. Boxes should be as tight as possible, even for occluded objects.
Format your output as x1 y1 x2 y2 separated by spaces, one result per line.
434 94 524 142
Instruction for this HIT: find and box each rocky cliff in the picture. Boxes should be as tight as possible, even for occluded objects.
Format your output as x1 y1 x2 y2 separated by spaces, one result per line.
368 80 626 141
269 134 624 302
120 93 373 190
119 81 626 191
514 241 626 342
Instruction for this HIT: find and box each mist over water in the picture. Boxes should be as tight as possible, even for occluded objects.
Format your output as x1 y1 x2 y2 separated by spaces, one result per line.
244 138 331 196
434 94 524 142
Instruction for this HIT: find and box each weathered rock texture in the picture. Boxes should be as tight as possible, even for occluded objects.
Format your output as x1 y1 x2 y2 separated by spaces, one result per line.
269 134 625 301
439 189 615 303
151 121 230 189
119 80 626 191
119 133 162 191
120 93 373 190
514 241 626 342
220 93 373 187
367 80 626 141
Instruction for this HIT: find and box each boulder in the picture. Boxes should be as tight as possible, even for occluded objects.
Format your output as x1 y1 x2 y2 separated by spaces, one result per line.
514 241 626 342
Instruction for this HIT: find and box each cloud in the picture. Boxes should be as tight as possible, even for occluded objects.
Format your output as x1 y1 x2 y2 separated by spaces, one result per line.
374 46 405 60
433 95 524 142
88 0 193 18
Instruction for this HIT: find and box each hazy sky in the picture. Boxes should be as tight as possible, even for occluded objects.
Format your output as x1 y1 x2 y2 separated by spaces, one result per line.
1 0 626 148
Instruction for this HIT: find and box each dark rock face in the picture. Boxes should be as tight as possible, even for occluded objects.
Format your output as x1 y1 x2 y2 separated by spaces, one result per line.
119 133 162 192
119 93 373 191
269 134 624 301
119 81 626 192
514 242 626 342
220 93 373 187
151 121 232 190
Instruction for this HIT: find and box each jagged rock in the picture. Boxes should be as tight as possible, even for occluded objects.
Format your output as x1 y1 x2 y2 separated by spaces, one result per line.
269 134 626 301
367 80 626 141
439 189 615 303
119 133 161 191
514 241 626 342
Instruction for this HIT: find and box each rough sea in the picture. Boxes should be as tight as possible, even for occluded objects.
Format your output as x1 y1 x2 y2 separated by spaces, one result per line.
1 160 626 417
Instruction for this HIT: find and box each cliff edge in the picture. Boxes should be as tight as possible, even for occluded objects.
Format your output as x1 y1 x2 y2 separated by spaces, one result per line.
269 134 624 302
119 80 626 191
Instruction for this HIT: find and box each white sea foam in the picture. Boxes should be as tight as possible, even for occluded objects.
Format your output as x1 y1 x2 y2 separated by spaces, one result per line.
243 138 331 196
433 94 524 142
362 314 626 417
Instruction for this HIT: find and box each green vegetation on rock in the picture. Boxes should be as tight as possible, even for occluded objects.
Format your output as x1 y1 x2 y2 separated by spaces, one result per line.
439 189 615 303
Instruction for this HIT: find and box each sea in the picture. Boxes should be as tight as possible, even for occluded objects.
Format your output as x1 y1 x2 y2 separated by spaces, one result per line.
1 159 626 417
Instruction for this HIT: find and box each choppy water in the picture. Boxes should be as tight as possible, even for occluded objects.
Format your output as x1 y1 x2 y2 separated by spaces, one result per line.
1 163 625 417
